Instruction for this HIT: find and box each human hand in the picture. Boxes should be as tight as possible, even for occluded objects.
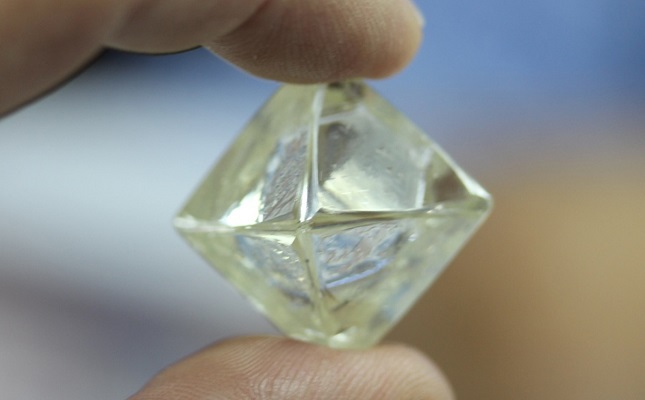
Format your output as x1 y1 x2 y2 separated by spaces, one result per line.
130 337 454 399
1 0 423 114
2 1 449 398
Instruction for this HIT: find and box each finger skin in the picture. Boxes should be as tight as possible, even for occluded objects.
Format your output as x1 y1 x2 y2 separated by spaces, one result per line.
0 0 120 114
206 0 422 83
0 0 422 115
129 337 454 400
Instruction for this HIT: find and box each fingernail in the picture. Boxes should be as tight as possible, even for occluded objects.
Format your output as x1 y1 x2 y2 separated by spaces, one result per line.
408 0 425 28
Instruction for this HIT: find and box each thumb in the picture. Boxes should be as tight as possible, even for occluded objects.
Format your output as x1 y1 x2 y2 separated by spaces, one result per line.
130 336 454 400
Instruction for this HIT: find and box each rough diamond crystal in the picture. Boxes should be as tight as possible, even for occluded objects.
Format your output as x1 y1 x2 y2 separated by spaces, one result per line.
174 81 492 349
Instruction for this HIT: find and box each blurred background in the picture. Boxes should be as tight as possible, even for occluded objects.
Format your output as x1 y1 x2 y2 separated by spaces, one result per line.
1 1 644 399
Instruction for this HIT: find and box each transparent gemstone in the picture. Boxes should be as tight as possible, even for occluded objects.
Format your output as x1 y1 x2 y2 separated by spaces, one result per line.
174 81 492 349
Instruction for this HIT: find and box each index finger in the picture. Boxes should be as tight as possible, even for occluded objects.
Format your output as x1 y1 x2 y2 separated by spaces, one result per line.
0 0 423 115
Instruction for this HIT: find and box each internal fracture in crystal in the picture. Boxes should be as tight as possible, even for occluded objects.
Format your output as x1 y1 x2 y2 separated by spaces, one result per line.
174 81 492 349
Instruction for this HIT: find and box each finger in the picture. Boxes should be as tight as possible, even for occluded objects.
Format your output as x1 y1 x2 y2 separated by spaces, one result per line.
0 0 119 114
129 336 454 400
112 0 424 83
1 0 422 116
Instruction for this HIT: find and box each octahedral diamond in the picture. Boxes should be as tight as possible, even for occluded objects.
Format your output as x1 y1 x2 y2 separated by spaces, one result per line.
174 81 492 349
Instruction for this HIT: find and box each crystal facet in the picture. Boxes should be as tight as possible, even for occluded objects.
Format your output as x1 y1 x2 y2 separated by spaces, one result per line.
174 81 492 349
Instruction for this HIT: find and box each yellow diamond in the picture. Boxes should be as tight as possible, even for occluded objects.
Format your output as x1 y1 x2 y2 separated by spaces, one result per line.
174 81 492 349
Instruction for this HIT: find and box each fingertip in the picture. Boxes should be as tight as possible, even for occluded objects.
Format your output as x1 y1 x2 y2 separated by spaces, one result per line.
356 0 424 80
207 0 423 83
131 336 454 400
408 0 426 29
376 342 456 400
